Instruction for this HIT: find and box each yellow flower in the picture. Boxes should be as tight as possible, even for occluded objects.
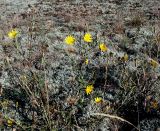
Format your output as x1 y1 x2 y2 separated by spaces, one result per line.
99 43 108 52
16 102 18 108
8 29 18 39
83 33 93 43
85 59 89 65
121 54 129 62
7 119 13 126
65 35 76 45
85 85 93 95
95 97 102 103
151 100 158 109
149 59 159 68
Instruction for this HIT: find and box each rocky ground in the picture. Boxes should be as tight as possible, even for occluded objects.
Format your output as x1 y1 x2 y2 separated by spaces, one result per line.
0 0 160 130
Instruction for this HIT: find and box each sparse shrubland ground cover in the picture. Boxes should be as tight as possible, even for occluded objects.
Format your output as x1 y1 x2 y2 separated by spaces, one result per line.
0 0 160 130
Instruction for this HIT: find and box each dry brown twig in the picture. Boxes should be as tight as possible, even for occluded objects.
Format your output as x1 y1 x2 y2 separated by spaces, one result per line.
91 113 140 131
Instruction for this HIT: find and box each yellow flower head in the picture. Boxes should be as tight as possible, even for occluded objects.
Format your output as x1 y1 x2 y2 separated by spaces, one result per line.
16 102 19 108
7 119 14 126
8 29 18 39
85 59 89 65
65 35 76 45
151 100 158 109
149 59 159 68
95 97 102 103
122 54 129 62
99 43 108 52
83 33 93 43
85 85 93 95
